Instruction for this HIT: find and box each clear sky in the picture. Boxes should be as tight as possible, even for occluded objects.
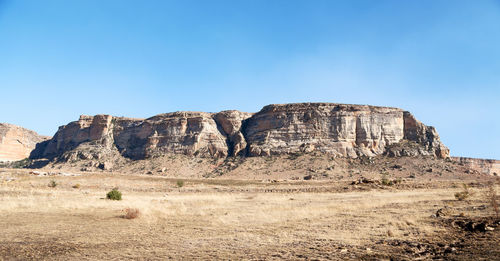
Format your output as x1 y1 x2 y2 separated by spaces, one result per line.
0 0 499 159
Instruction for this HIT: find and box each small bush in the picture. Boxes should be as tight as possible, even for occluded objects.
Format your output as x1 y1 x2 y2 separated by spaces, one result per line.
11 158 31 169
381 174 394 186
485 182 498 218
287 152 303 160
123 208 140 219
48 180 57 188
455 184 470 201
454 191 469 201
107 189 122 200
72 183 81 189
176 180 184 188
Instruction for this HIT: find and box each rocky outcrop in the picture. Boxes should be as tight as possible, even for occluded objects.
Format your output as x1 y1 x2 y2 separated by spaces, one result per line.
32 112 230 160
452 157 500 176
244 103 448 158
402 112 449 158
214 110 253 156
0 123 49 161
30 102 450 162
114 112 228 159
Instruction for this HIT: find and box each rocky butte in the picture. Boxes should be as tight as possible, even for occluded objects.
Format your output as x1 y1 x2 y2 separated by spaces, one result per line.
0 123 48 162
30 103 450 164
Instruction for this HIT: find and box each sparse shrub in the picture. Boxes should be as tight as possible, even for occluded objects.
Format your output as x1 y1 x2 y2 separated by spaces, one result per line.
48 180 58 188
485 182 499 218
176 180 184 188
455 184 470 201
287 152 303 160
123 208 140 219
381 174 394 186
107 188 122 200
11 158 31 169
72 183 80 189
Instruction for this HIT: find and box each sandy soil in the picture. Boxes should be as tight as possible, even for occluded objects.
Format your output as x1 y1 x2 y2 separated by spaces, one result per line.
0 167 498 260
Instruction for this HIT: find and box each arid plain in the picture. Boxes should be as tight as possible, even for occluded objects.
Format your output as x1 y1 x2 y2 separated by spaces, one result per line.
1 155 498 260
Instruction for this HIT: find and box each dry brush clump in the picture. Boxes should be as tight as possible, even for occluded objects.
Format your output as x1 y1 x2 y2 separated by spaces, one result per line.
380 174 403 186
454 183 472 201
48 180 58 188
123 208 140 219
485 182 498 218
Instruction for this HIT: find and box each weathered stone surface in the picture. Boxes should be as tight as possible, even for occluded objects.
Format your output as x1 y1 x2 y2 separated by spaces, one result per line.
32 112 230 160
214 110 253 156
403 112 449 158
114 112 228 159
0 123 48 161
452 157 500 176
243 103 447 158
29 102 450 162
33 115 117 160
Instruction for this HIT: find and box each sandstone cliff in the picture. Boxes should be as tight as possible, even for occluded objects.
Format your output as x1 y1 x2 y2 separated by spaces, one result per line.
452 157 500 176
30 103 450 163
0 123 49 161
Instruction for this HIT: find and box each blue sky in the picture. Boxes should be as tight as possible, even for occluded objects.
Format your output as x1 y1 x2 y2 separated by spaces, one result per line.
0 0 499 159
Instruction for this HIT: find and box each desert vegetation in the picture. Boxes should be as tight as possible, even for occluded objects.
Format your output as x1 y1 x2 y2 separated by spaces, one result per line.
106 188 122 200
0 158 498 260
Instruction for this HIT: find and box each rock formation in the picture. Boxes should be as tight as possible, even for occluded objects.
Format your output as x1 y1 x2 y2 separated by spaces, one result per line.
452 157 500 176
30 103 450 162
245 103 449 158
0 123 48 161
246 103 402 157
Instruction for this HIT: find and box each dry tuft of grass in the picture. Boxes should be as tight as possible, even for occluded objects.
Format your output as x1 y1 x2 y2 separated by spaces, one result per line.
48 180 57 188
455 183 471 201
123 208 140 219
485 182 499 218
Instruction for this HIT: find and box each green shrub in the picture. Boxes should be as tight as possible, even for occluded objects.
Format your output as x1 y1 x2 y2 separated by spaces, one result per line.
48 180 58 188
11 158 31 169
72 183 81 189
176 180 184 188
107 189 122 200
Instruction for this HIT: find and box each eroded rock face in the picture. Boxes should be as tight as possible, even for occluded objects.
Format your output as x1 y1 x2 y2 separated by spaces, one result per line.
244 103 405 157
32 112 230 160
214 110 253 156
452 157 500 176
114 112 228 159
30 102 450 162
403 112 450 158
0 123 48 161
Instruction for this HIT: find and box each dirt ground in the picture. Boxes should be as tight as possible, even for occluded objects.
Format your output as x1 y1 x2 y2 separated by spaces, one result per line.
0 163 499 261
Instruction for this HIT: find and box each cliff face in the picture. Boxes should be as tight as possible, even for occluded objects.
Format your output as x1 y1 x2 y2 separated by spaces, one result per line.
30 103 449 161
452 157 500 176
0 123 49 161
244 103 405 157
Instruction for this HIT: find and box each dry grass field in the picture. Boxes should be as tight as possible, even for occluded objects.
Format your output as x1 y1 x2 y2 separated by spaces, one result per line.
0 167 499 260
